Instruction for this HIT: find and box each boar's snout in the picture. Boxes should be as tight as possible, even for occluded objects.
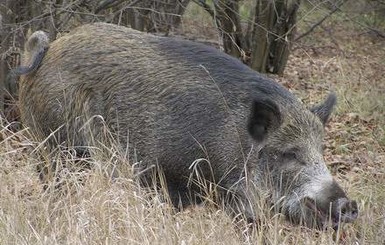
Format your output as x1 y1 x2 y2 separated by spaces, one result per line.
302 187 358 230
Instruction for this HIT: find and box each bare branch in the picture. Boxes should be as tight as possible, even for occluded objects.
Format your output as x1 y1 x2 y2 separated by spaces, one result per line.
295 0 346 41
365 26 385 38
192 0 215 18
95 0 141 14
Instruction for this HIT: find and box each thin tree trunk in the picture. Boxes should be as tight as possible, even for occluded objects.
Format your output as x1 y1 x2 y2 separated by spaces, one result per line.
249 0 276 73
196 0 300 75
0 13 6 113
268 0 299 75
0 0 43 118
0 0 19 113
111 0 190 33
213 0 244 59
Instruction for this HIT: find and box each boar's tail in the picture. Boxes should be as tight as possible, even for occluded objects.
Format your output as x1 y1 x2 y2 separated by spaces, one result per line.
5 31 49 95
13 31 50 76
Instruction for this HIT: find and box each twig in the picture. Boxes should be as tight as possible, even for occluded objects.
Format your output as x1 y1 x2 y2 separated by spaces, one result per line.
95 0 141 14
295 0 347 41
352 20 385 39
365 27 385 38
95 0 124 13
192 0 215 19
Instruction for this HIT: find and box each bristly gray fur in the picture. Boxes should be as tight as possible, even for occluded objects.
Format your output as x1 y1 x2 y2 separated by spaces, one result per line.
18 23 357 229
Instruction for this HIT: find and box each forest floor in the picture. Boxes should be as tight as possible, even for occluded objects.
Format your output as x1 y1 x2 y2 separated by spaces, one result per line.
0 3 384 245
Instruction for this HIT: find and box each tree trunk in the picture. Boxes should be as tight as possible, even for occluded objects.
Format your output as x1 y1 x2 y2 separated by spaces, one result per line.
111 0 191 33
266 0 299 75
213 0 244 59
0 0 25 113
0 0 45 119
0 13 6 113
249 0 276 73
202 0 300 75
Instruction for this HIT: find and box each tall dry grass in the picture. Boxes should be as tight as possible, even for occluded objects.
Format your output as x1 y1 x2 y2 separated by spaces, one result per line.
0 3 384 244
0 119 364 245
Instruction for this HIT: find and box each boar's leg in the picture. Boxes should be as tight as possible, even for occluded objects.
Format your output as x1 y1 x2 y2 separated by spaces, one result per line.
36 146 92 190
165 177 255 224
222 185 256 224
167 181 198 209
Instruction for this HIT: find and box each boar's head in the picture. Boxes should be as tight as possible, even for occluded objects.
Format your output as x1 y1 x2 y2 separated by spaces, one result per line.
253 93 358 229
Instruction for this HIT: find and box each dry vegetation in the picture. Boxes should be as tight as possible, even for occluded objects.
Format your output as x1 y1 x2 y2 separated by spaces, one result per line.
1 2 384 245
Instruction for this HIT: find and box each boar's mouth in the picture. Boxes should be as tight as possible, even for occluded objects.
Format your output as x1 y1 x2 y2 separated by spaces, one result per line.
302 197 338 230
301 197 357 230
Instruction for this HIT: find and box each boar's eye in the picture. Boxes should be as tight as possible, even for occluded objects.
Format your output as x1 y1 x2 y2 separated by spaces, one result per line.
282 151 297 161
282 148 304 164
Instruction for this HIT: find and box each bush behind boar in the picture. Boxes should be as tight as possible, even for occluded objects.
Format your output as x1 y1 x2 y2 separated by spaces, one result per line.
18 23 357 229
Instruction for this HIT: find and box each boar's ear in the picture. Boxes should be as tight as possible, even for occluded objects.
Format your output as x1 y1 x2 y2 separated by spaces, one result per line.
248 99 282 142
310 92 337 125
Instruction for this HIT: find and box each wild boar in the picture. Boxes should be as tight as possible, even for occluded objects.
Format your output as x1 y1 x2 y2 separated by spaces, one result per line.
18 22 358 229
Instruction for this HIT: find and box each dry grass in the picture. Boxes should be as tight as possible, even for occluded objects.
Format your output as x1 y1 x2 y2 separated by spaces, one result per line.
0 127 368 244
1 4 384 245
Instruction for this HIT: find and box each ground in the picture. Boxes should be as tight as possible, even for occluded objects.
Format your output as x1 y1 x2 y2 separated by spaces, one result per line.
0 2 384 244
